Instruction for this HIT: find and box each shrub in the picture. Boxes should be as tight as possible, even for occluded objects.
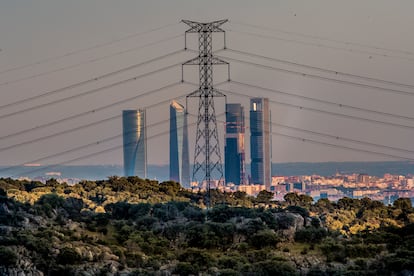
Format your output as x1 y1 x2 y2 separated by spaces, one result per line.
56 247 82 265
0 246 17 266
248 230 279 249
295 227 328 243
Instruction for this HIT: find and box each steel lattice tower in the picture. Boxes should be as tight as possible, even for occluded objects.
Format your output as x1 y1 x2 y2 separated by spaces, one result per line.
182 19 229 206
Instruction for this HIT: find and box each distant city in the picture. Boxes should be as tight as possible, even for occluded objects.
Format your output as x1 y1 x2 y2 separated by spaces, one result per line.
2 98 413 205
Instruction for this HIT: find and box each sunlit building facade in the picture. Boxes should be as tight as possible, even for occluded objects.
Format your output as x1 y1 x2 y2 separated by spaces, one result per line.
169 101 190 188
250 98 271 189
122 109 147 178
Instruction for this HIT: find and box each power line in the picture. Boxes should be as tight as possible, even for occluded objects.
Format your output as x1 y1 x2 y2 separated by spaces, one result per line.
225 48 414 90
271 122 414 155
0 60 184 121
270 131 414 161
0 22 180 76
0 82 185 142
0 85 191 153
0 49 185 112
228 80 414 122
214 116 414 162
230 21 414 57
0 34 184 87
0 117 171 175
220 88 414 130
1 94 198 176
7 114 204 178
227 27 414 62
218 55 414 97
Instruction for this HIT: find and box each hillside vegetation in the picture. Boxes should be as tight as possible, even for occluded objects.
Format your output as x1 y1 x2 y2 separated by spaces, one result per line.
0 177 413 275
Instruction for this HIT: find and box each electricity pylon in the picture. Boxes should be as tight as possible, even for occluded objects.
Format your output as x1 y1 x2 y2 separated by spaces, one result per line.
182 19 229 208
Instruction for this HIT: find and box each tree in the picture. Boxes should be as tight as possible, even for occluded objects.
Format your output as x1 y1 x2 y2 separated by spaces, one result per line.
248 230 279 249
159 181 181 197
256 190 274 204
298 194 313 207
337 197 361 210
284 193 300 206
393 198 412 211
56 247 82 265
313 198 334 213
37 193 65 208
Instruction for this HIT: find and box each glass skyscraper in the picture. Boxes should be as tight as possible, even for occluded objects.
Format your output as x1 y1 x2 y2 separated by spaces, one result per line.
250 98 271 189
225 103 246 185
169 101 190 188
122 109 147 178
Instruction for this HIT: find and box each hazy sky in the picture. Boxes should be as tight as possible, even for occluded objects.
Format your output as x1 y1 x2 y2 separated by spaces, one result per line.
1 0 414 169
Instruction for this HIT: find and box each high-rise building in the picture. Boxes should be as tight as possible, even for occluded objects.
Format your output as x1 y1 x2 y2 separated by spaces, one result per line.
225 103 246 185
122 109 147 178
250 98 271 189
169 101 190 187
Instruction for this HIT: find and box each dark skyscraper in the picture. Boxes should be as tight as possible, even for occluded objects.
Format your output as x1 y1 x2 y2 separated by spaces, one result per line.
122 109 147 178
169 101 190 188
225 103 246 185
250 98 271 189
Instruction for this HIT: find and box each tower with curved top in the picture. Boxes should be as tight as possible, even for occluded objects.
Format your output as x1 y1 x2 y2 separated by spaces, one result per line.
122 109 147 178
169 100 190 187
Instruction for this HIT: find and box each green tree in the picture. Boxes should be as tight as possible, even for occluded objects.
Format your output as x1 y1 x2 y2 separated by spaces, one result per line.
393 198 412 211
337 197 361 210
256 190 274 204
298 194 313 207
248 230 279 249
159 181 181 197
284 192 300 206
56 247 82 265
313 198 334 213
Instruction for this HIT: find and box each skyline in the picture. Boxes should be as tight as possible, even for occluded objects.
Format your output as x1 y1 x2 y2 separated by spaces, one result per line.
1 1 414 170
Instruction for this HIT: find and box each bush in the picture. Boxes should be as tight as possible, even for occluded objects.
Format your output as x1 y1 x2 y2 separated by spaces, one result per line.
56 247 82 265
178 248 216 271
248 230 279 249
251 259 297 275
295 227 328 243
0 246 17 266
174 262 198 276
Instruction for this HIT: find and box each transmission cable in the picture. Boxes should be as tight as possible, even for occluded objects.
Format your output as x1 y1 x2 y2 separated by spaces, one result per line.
0 22 180 75
270 131 414 161
225 48 414 90
0 117 171 175
0 82 185 141
0 93 196 175
5 111 225 177
228 80 414 122
8 116 202 178
0 34 184 87
230 21 414 57
227 28 414 62
213 116 414 162
271 121 414 155
0 60 184 121
0 49 185 112
220 88 414 130
217 55 414 97
0 85 191 153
